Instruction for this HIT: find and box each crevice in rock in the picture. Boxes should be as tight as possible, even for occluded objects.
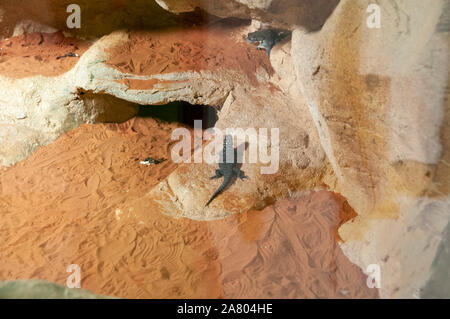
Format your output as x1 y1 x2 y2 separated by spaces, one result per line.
75 88 219 129
137 101 218 129
75 89 140 124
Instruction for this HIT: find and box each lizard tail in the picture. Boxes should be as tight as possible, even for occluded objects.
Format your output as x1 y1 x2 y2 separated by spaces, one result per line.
205 179 228 207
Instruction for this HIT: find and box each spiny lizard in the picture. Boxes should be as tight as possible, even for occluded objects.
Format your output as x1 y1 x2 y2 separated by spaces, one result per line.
205 134 248 207
246 29 291 56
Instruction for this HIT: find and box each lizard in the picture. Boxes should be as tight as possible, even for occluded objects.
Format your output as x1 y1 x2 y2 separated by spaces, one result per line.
56 52 79 60
205 134 249 207
246 29 291 56
140 157 166 165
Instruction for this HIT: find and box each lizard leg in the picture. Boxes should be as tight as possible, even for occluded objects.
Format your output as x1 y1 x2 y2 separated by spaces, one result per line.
233 167 249 180
210 169 223 179
260 40 273 56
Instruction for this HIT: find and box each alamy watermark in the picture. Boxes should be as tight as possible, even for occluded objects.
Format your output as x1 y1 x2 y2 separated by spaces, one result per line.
366 4 381 29
171 121 279 175
66 264 81 288
366 263 381 289
66 4 81 29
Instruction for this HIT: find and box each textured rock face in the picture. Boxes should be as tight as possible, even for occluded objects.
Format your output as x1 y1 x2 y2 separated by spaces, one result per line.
0 0 448 299
148 83 326 220
154 0 340 31
290 0 450 298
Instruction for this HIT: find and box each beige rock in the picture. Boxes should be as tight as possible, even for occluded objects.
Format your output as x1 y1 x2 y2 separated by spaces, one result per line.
148 85 326 220
0 280 113 299
291 0 450 298
154 0 340 30
12 19 58 37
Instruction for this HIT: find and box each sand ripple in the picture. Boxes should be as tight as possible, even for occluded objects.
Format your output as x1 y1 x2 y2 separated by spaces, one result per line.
0 117 378 298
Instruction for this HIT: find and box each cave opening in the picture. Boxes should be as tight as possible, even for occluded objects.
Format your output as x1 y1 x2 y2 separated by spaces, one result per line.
137 101 218 129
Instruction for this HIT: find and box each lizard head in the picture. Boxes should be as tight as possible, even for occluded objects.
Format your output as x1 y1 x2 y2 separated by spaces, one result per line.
224 134 233 145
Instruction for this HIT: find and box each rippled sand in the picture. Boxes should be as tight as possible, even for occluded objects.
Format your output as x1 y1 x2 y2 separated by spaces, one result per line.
0 117 378 298
0 32 91 78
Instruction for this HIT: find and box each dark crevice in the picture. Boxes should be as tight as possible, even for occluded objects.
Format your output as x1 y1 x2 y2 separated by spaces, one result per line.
137 101 218 129
75 90 218 128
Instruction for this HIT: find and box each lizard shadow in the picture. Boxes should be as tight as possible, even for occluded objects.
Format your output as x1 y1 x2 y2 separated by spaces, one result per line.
218 141 250 193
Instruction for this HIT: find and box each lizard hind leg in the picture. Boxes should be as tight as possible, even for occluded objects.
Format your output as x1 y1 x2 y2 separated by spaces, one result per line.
210 169 223 179
233 167 249 180
257 40 272 56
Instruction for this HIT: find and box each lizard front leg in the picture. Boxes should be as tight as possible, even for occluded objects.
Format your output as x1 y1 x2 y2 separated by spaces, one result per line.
233 167 249 180
210 169 223 179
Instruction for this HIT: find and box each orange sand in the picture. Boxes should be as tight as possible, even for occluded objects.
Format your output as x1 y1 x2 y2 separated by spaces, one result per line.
0 117 378 298
0 31 91 78
106 21 274 87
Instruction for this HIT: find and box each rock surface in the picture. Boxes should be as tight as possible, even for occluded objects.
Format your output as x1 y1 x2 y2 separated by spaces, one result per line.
0 0 448 299
154 0 340 31
290 0 450 298
0 280 112 299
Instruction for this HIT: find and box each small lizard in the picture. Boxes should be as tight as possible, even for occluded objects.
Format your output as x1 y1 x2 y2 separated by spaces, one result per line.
246 29 290 56
140 157 165 165
205 134 248 207
56 52 79 60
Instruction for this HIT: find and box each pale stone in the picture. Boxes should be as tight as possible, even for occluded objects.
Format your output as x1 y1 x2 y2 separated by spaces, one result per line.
290 0 450 298
0 280 113 299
